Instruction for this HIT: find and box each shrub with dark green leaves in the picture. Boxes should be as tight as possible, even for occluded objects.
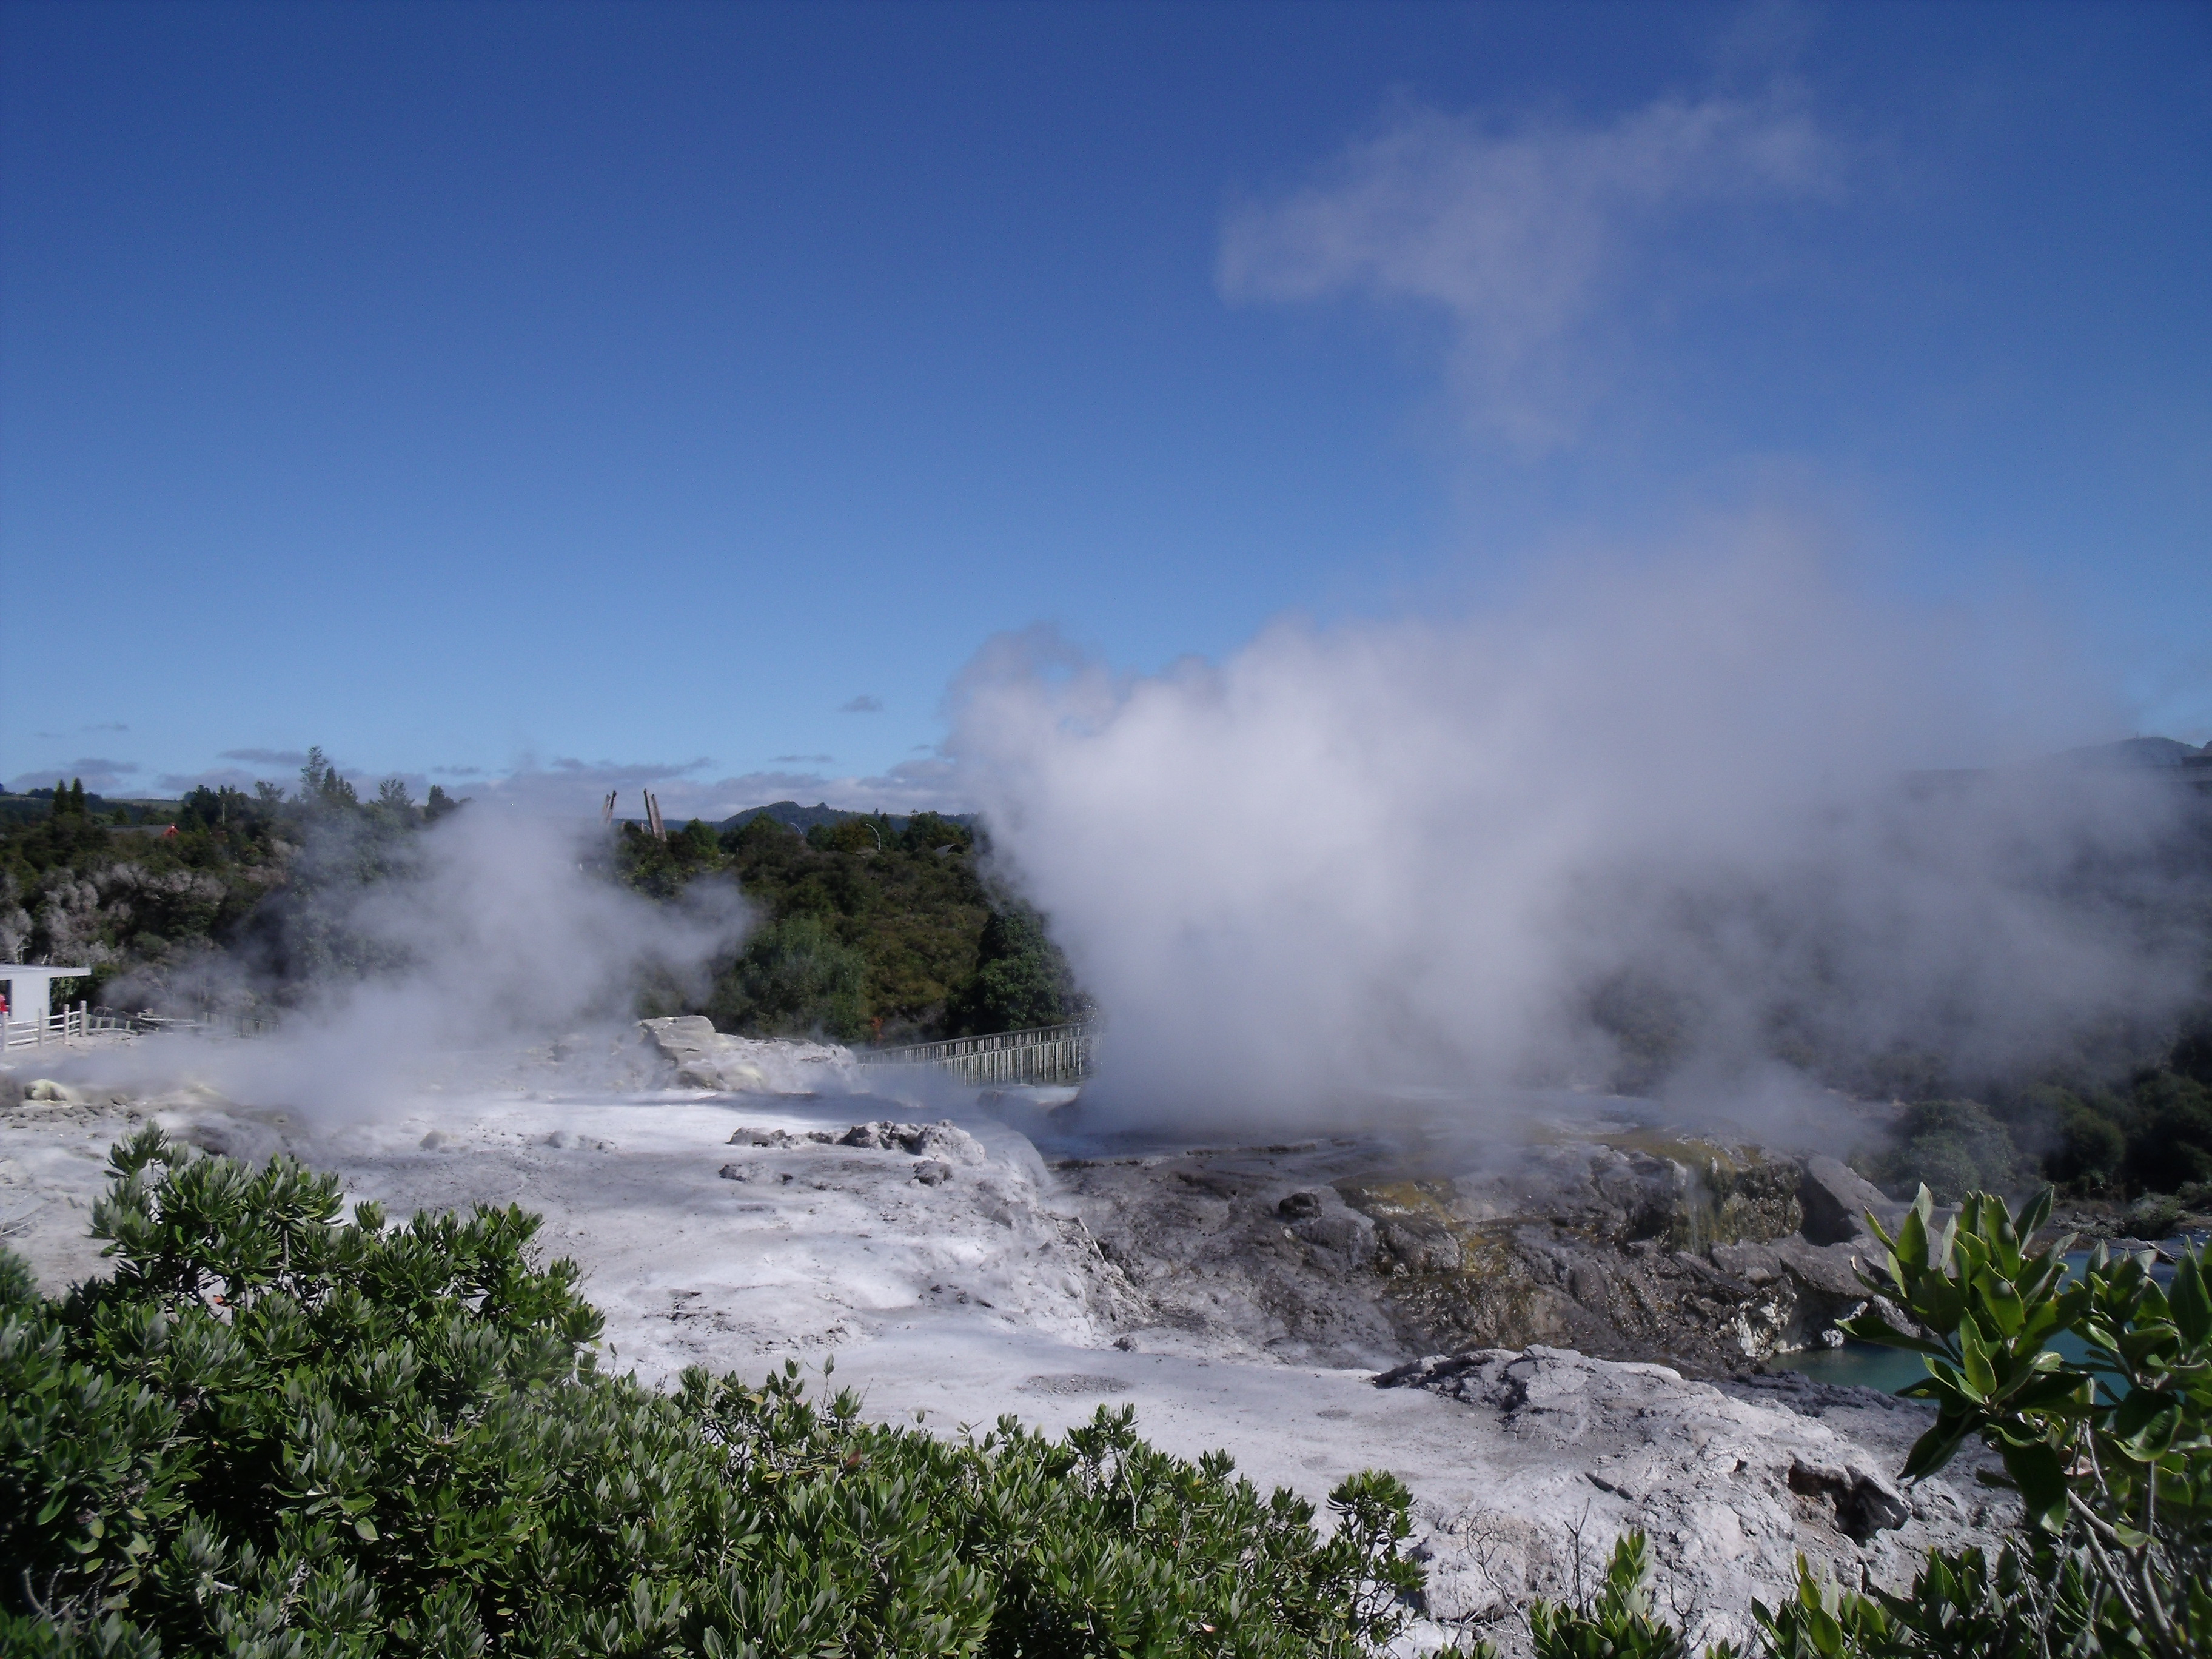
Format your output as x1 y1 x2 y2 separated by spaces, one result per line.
0 1126 1421 1657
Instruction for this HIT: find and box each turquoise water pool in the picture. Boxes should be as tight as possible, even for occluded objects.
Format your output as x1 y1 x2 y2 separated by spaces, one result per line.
1771 1247 2184 1393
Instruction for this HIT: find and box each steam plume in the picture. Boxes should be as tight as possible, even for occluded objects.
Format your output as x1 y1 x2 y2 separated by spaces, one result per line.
951 535 2200 1130
104 806 749 1117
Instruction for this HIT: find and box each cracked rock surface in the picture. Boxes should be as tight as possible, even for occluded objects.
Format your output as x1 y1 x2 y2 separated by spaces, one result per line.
1056 1130 1906 1378
1376 1347 2010 1654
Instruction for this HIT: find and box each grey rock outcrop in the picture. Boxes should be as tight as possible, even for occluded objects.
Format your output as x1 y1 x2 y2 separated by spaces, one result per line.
636 1016 860 1094
1799 1155 1905 1245
1056 1134 1897 1374
1380 1347 2011 1654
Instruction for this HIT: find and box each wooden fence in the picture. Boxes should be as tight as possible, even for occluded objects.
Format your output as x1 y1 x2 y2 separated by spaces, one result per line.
856 1021 1096 1087
1 1005 274 1051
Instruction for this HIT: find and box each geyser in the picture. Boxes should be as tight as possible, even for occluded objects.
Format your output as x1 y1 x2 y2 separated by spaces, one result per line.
950 536 2200 1130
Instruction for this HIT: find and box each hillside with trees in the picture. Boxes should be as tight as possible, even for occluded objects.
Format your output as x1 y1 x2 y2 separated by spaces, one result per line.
611 808 1079 1044
1 756 1079 1048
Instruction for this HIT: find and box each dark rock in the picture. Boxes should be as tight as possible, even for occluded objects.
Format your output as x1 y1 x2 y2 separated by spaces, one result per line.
1278 1190 1326 1219
1788 1456 1910 1541
913 1158 952 1186
1799 1156 1899 1245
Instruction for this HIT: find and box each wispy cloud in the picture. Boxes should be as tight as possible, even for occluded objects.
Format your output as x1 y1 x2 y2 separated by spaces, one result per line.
1218 77 1840 451
219 748 310 768
7 758 143 794
838 695 885 714
544 756 714 786
771 753 834 764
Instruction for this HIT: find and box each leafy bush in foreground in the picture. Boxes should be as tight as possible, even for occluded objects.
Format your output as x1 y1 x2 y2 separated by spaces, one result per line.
0 1125 1418 1657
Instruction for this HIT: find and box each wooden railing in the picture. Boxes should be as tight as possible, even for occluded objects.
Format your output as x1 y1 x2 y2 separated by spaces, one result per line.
1 1005 274 1050
856 1021 1096 1086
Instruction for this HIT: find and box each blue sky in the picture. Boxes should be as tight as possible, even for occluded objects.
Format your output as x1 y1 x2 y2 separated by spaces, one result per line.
4 1 2207 815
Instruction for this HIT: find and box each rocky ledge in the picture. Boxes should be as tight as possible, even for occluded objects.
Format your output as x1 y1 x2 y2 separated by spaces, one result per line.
1059 1132 1911 1375
1378 1346 2011 1655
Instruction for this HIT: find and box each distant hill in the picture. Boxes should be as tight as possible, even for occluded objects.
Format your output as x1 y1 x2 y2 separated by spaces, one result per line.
716 800 980 836
2054 736 2212 768
0 788 183 828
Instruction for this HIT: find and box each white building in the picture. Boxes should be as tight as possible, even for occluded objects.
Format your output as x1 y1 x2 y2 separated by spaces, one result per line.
1 963 92 1044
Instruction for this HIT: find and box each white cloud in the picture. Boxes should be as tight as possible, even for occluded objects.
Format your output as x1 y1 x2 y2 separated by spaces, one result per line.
1218 79 1840 451
6 757 142 794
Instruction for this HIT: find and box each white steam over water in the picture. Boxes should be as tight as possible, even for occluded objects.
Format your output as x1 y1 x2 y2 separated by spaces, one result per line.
951 540 2197 1128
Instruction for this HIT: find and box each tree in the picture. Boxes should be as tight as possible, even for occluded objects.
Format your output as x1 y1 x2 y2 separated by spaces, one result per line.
1861 1099 2025 1204
951 905 1076 1034
900 811 971 854
375 777 415 814
68 779 85 815
711 914 869 1039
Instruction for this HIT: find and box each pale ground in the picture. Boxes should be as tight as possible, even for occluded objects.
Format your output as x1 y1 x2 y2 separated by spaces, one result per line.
0 1034 2013 1654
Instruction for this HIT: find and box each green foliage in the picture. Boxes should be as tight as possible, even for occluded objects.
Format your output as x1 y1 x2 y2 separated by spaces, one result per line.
709 914 870 1041
1837 1185 2212 1654
899 811 972 855
2123 1071 2212 1190
1858 1101 2025 1205
2040 1087 2130 1193
4 1128 1425 1657
1525 1532 1704 1659
672 814 1076 1044
949 903 1079 1036
0 747 476 1020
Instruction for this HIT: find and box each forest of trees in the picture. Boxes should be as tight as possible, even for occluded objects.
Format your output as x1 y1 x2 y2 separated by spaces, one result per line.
0 755 1078 1047
611 806 1079 1043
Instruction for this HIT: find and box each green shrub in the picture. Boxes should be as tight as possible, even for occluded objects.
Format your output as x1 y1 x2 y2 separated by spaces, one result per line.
2043 1092 2128 1194
1823 1184 2212 1656
709 913 871 1040
1859 1100 2025 1204
1 1126 1422 1657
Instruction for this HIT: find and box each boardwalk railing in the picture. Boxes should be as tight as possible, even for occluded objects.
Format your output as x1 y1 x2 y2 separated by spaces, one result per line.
3 1002 128 1050
856 1021 1096 1087
1 1005 275 1051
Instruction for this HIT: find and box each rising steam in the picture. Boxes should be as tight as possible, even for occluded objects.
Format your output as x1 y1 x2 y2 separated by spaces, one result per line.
950 534 2201 1128
104 807 750 1117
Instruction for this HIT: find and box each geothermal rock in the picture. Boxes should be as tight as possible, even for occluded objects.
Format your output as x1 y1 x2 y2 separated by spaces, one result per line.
1799 1155 1906 1245
635 1015 860 1094
1057 1134 1899 1374
1381 1347 2009 1653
